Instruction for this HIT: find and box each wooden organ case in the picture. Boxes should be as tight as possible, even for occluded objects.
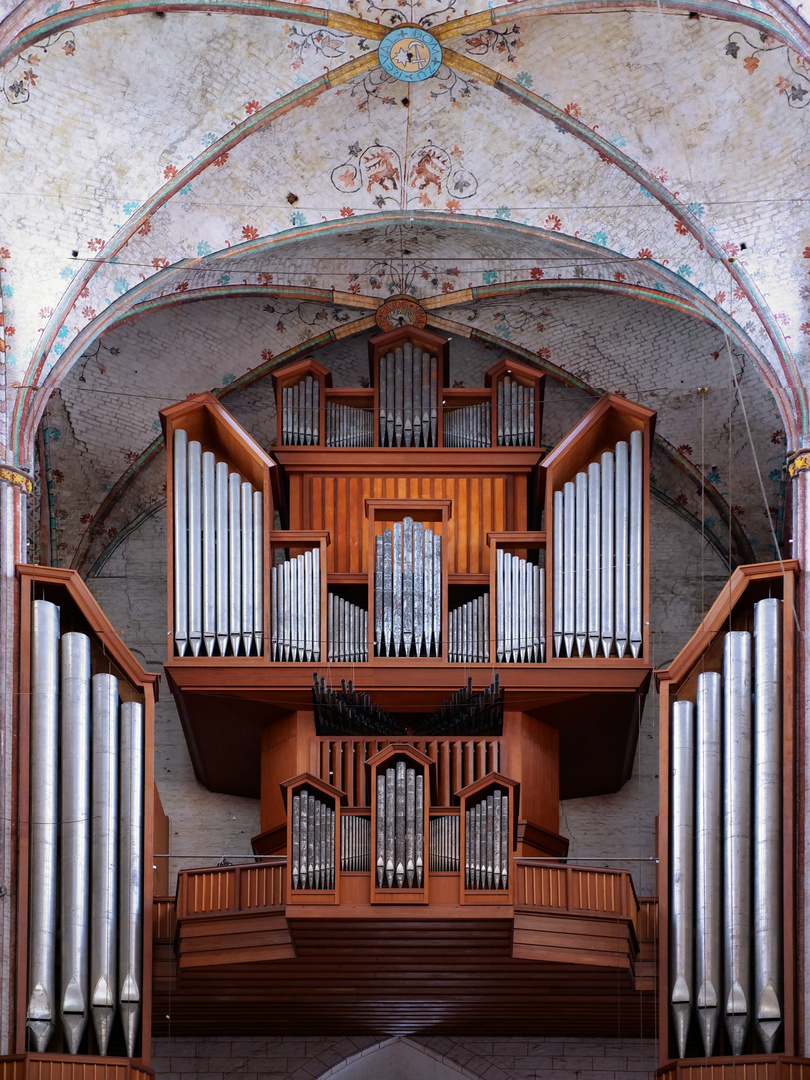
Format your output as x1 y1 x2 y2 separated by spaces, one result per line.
157 326 660 1038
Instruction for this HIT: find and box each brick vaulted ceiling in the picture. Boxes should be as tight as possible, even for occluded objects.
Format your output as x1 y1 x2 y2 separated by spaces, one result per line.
1 0 809 567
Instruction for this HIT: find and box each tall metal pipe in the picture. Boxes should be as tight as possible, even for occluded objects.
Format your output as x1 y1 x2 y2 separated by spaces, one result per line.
376 775 385 886
215 460 229 656
201 451 216 657
253 490 264 656
614 441 629 658
414 522 424 656
724 631 752 1055
629 428 644 658
423 528 433 656
433 533 442 655
553 490 563 657
600 450 615 658
241 481 254 657
90 673 119 1055
753 599 783 1052
385 767 395 887
173 430 188 656
563 481 576 657
228 471 242 656
383 528 393 656
696 671 722 1056
574 471 588 657
587 460 601 657
60 632 91 1053
187 440 202 657
27 600 60 1052
119 701 144 1058
670 699 695 1059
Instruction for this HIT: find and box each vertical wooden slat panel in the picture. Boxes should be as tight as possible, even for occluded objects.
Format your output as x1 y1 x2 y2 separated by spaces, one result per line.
324 476 336 573
493 476 505 532
355 742 365 806
348 477 360 572
452 741 462 799
481 477 492 574
361 476 371 572
439 742 451 806
469 477 481 573
457 477 468 573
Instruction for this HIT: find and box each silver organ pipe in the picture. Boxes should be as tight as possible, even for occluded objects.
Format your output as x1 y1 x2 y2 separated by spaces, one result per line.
429 815 460 872
552 434 644 659
340 815 371 872
60 632 91 1053
753 598 783 1053
670 699 695 1059
119 701 144 1058
448 594 489 663
90 673 119 1056
374 519 441 656
495 554 543 662
668 600 783 1059
282 374 319 444
271 548 321 662
326 401 373 447
26 601 145 1057
291 788 335 889
376 764 424 888
443 403 492 447
27 600 60 1052
173 430 265 656
465 788 509 889
379 348 439 447
496 377 534 446
328 592 368 662
696 671 722 1057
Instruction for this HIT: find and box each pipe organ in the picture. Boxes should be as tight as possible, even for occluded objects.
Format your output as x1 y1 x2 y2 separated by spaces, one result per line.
449 593 489 663
327 593 368 662
375 761 425 888
290 787 336 890
496 551 544 663
282 373 320 445
552 430 644 659
18 567 157 1064
496 375 535 447
378 342 439 447
429 816 460 872
326 400 373 447
444 403 492 448
658 565 798 1063
374 520 441 657
340 815 371 872
173 428 264 657
270 548 321 661
465 787 510 890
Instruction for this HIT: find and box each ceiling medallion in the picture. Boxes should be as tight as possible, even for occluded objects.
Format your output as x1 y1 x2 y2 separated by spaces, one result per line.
376 295 428 330
378 26 443 83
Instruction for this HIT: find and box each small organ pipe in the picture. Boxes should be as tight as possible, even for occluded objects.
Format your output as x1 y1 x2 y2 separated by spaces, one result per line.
404 342 413 447
90 674 118 1055
119 701 144 1058
465 788 509 889
187 440 202 657
328 592 368 662
395 760 406 887
27 602 60 1052
376 776 385 886
383 528 393 656
724 631 752 1055
403 517 413 655
393 522 403 655
60 633 91 1053
201 451 216 657
696 671 722 1057
394 347 404 447
430 355 438 446
375 523 440 656
670 699 695 1059
385 767 395 887
753 599 783 1053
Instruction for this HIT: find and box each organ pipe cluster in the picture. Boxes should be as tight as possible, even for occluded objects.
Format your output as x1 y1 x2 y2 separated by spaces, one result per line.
374 518 441 656
552 429 644 659
312 674 405 737
429 815 460 872
414 676 503 738
173 430 264 657
281 374 320 445
376 761 424 888
290 787 335 889
465 787 509 889
327 593 368 662
496 551 545 663
27 601 144 1057
270 548 321 661
497 375 535 446
443 403 491 448
669 599 783 1058
340 815 371 872
326 401 373 447
449 594 489 663
378 342 439 447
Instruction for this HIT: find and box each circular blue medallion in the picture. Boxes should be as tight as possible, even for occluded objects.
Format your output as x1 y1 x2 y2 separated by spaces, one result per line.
379 26 443 83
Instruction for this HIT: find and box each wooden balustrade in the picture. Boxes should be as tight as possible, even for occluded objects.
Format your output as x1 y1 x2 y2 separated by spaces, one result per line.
176 861 286 919
0 1058 154 1080
514 860 639 922
657 1059 810 1080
